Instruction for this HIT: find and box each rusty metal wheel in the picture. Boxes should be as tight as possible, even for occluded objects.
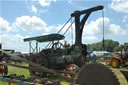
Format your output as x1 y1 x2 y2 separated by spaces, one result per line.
0 57 8 75
29 54 48 77
64 64 79 82
0 64 8 75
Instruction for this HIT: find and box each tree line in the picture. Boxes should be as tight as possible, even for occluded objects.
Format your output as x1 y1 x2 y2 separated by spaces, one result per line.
87 39 128 52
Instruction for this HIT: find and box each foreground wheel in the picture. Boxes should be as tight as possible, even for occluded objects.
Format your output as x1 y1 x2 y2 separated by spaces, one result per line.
64 64 79 82
29 54 48 77
111 58 120 68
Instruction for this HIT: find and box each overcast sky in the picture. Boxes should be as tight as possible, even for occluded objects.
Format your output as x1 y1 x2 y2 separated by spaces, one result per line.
0 0 128 52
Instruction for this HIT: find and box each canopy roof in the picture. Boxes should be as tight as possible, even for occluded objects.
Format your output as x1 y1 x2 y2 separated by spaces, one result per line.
24 34 65 42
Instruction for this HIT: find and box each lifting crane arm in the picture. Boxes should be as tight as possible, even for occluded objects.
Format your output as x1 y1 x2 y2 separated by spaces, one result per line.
71 5 104 45
71 5 103 16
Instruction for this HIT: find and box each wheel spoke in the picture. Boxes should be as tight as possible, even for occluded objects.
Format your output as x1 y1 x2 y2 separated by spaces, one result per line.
64 64 79 82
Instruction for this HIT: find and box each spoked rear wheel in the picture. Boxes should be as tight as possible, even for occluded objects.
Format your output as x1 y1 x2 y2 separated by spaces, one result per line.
64 64 79 82
29 55 48 77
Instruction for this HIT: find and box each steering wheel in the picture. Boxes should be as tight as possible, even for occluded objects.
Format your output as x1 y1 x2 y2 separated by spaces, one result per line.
52 42 64 50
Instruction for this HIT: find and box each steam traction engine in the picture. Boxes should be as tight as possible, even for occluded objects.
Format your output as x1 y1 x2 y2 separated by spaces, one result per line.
24 5 103 82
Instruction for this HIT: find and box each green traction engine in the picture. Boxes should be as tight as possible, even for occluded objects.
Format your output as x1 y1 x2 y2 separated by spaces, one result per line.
24 5 103 78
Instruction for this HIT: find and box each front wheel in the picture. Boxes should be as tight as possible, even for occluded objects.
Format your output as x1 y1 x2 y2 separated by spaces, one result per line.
64 64 79 82
111 58 120 68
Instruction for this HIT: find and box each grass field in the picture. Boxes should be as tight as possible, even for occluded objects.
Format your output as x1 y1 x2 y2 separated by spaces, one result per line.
0 62 69 85
0 62 128 85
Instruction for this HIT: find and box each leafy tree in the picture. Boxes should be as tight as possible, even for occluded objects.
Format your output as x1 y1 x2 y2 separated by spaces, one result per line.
87 39 120 52
124 43 128 46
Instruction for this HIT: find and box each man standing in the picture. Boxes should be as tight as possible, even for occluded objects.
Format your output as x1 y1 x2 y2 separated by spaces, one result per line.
93 51 96 64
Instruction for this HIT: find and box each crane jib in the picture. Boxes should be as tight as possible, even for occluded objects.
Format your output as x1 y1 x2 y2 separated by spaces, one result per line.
71 5 104 45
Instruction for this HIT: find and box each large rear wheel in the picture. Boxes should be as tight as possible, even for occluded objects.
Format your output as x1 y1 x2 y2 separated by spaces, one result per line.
29 54 48 77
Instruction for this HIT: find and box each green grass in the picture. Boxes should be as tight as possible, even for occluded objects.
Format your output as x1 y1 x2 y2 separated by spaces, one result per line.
8 62 30 77
0 62 69 85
